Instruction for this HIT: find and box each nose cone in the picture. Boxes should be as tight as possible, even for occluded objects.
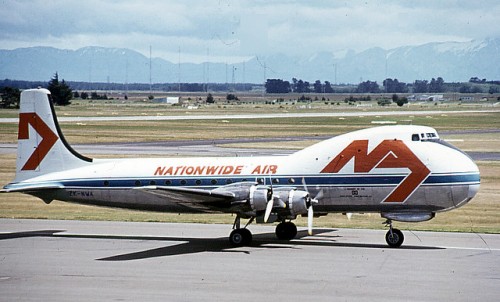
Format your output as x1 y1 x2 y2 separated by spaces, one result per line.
463 153 480 205
426 141 480 209
449 148 481 208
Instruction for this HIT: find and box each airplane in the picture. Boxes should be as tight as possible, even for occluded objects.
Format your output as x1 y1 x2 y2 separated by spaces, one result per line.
1 88 480 247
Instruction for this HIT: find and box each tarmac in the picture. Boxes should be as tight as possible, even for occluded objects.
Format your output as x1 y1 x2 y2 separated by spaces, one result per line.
1 219 499 301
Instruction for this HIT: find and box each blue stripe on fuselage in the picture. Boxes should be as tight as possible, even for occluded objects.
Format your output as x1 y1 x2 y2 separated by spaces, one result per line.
52 172 480 189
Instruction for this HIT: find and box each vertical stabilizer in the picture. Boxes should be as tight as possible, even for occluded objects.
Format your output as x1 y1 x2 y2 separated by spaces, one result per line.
14 88 92 182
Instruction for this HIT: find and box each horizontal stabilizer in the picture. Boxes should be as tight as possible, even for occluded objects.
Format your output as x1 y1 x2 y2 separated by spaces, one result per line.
1 182 64 193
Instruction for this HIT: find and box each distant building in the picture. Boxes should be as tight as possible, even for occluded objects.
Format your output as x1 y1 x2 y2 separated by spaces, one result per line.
427 95 444 101
459 96 474 101
152 97 180 104
166 97 180 104
408 94 444 101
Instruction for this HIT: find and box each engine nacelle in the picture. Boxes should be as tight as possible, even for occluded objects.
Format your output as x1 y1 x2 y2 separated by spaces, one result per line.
286 189 310 216
249 185 272 212
269 188 310 216
211 182 310 216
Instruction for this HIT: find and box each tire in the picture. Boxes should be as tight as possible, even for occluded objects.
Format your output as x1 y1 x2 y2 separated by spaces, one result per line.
229 229 252 247
276 222 297 241
385 229 404 248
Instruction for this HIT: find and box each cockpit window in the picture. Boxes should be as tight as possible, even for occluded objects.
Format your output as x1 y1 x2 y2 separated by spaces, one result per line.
418 132 439 141
412 132 439 142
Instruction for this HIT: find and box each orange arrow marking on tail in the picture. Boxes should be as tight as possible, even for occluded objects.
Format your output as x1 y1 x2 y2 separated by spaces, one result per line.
18 113 59 170
321 140 430 203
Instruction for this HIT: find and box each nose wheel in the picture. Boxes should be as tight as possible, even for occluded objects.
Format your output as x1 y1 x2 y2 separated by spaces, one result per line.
384 219 404 248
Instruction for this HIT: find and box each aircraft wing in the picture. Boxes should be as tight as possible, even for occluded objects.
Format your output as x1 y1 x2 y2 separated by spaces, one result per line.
134 185 237 204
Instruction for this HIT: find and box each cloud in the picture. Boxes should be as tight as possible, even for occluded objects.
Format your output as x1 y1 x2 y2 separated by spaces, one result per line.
1 0 499 63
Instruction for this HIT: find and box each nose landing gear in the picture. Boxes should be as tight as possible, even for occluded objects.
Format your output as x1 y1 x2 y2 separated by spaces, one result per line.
384 219 404 248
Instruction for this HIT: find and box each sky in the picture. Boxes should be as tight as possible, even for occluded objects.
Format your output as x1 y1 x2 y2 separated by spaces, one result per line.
1 0 500 63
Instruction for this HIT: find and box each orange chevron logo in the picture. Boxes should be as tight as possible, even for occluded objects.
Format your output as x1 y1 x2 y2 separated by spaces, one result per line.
321 139 430 203
18 112 58 170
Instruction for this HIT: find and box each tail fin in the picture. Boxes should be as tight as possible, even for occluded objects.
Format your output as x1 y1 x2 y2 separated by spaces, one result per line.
14 88 92 182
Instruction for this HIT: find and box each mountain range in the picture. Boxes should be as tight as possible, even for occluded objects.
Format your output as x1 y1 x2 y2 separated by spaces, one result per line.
1 38 499 84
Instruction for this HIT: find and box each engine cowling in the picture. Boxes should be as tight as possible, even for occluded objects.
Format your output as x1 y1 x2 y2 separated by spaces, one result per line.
211 182 310 216
269 188 310 216
286 189 310 216
249 185 272 211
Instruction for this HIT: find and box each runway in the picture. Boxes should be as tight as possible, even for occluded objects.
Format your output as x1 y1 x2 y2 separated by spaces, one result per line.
1 109 499 123
1 135 499 159
1 219 499 301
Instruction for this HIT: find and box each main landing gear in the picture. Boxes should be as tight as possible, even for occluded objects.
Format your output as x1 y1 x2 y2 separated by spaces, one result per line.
275 221 297 240
229 216 299 247
384 219 404 248
229 216 254 246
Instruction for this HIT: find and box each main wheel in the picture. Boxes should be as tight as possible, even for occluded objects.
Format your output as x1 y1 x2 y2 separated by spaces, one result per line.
229 228 252 247
385 228 404 248
275 222 297 240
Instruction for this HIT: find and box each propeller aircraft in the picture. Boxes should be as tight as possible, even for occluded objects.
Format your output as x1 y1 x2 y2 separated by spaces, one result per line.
2 89 480 247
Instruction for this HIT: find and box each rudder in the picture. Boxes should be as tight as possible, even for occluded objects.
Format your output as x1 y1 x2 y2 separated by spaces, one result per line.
14 88 92 182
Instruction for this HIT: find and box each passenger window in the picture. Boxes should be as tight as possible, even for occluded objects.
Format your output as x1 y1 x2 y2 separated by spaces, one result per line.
412 134 420 141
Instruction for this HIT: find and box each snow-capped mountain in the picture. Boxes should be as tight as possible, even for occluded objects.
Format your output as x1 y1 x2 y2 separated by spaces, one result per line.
0 38 498 84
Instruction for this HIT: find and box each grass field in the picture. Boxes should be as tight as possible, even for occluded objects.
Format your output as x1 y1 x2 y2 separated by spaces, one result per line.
1 99 499 233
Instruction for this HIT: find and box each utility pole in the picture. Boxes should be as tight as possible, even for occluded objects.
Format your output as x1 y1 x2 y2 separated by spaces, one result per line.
149 45 152 96
178 46 181 93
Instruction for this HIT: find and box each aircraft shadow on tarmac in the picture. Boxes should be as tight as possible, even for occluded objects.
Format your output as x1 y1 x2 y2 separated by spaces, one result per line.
0 229 444 260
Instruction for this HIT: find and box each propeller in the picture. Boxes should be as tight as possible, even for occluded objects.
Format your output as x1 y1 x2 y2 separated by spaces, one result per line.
302 178 322 235
263 177 274 223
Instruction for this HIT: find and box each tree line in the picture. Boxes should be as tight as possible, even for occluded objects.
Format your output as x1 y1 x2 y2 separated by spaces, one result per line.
2 74 499 109
265 77 499 94
1 73 72 108
0 79 254 93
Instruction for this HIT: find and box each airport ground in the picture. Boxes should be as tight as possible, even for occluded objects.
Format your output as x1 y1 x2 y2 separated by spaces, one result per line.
1 219 499 301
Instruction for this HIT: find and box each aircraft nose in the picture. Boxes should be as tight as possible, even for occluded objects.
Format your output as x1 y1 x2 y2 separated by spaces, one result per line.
466 155 480 198
454 151 480 208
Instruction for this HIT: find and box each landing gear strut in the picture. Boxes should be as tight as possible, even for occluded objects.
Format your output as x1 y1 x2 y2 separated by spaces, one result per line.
229 215 254 247
275 221 297 240
384 219 404 248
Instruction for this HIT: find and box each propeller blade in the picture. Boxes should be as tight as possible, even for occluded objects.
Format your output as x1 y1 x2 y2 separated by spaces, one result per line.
264 185 274 223
264 199 273 222
307 205 314 235
314 189 323 201
301 177 308 192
